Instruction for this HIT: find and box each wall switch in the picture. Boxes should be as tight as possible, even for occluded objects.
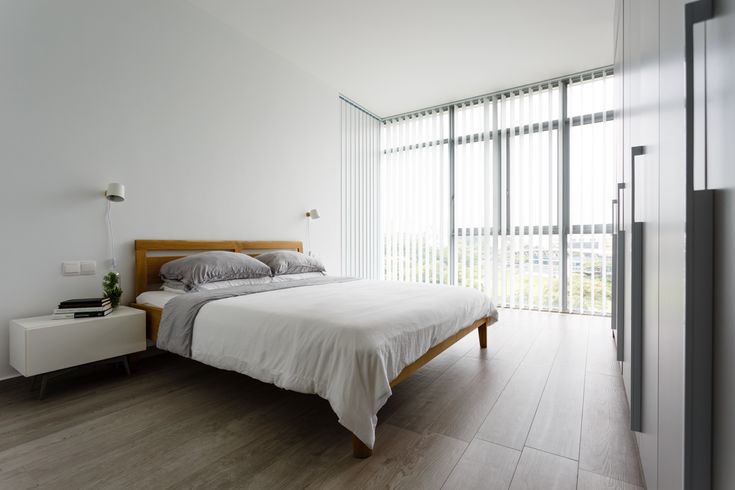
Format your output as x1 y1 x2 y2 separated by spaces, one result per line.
80 260 96 275
62 261 81 276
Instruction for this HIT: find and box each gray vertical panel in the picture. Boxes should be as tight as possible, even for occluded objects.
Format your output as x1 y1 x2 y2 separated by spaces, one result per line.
684 3 714 488
631 221 643 431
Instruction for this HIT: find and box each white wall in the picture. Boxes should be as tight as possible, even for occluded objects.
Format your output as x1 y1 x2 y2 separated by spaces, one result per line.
0 0 341 379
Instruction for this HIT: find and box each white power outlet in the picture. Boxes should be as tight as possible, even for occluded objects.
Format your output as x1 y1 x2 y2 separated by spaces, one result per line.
80 260 96 275
62 261 81 276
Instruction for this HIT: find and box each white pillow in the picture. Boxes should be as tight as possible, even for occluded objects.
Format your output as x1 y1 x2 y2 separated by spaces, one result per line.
271 272 326 282
196 276 273 291
162 272 326 292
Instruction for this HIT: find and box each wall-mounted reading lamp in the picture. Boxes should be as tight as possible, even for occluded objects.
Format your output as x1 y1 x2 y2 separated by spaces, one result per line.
105 183 126 202
305 208 320 256
105 183 126 269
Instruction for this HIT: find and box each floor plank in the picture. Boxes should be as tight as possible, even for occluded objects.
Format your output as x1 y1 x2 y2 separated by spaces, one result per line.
476 362 551 450
509 447 578 490
442 438 520 490
577 469 644 490
427 359 517 442
489 322 542 366
552 323 589 371
579 372 645 487
522 331 562 367
587 325 621 376
312 424 467 490
386 356 502 436
525 363 586 460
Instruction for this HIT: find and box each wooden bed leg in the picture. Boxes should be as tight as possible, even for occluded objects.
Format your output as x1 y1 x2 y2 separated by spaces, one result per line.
352 434 372 459
478 321 488 349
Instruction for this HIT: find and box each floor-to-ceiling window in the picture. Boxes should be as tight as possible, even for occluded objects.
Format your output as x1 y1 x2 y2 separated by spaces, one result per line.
346 68 614 316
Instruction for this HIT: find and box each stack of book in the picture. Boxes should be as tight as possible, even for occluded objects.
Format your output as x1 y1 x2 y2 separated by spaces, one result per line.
53 298 112 319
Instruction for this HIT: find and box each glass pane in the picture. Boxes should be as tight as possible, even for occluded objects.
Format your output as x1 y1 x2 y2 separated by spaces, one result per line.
567 74 614 118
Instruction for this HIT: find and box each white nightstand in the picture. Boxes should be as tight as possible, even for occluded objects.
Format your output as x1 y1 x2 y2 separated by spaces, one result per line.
10 306 146 398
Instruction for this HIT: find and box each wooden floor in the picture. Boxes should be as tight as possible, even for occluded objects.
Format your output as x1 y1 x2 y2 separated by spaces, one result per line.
0 310 645 490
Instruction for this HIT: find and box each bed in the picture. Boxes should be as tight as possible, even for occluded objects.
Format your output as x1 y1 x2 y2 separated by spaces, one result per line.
130 240 498 458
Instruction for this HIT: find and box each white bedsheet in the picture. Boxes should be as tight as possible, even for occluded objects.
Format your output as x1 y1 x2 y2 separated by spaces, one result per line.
189 279 497 448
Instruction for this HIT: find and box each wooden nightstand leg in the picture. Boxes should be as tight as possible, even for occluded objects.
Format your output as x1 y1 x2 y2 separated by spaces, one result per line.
38 374 49 400
30 375 39 392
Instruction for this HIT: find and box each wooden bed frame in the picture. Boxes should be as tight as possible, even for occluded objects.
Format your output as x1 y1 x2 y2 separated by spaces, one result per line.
129 239 495 458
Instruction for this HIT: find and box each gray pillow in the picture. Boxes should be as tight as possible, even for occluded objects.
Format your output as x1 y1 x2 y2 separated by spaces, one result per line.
160 251 272 290
255 250 326 276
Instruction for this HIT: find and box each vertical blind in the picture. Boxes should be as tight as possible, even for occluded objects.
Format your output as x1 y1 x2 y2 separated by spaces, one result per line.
344 68 614 315
381 108 451 284
492 84 562 310
566 73 615 314
340 97 382 279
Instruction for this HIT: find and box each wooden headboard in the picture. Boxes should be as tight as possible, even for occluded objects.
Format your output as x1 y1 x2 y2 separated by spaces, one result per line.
134 240 303 296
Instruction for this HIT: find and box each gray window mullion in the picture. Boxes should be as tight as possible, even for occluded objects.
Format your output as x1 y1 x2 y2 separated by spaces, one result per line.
449 105 456 285
560 80 570 313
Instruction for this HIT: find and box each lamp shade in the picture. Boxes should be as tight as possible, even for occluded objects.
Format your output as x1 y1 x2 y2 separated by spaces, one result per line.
105 183 125 202
306 208 320 219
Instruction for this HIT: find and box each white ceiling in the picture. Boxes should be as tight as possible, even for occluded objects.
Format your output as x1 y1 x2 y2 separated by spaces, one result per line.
190 0 615 117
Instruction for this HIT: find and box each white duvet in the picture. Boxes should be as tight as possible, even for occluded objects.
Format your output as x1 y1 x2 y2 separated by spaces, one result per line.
142 279 497 448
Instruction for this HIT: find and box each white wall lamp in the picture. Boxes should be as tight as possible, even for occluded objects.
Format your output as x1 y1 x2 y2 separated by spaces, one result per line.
305 208 320 256
105 183 126 269
105 183 126 202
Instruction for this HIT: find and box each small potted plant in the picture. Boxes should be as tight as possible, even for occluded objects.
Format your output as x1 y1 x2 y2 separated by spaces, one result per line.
103 271 123 308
